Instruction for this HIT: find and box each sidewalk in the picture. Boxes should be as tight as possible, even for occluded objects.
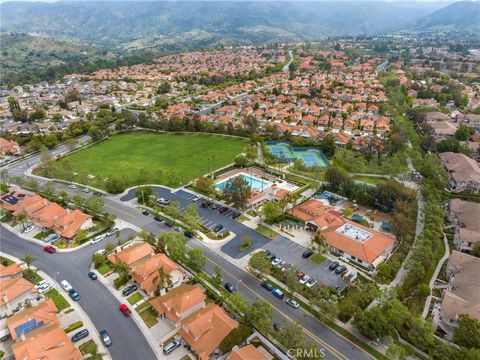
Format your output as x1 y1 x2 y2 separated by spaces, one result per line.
0 252 111 360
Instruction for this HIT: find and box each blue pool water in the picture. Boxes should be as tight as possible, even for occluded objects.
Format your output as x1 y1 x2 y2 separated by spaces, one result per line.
216 175 267 191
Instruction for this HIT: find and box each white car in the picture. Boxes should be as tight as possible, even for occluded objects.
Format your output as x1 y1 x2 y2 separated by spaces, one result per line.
306 278 317 288
299 275 310 285
106 228 118 237
35 280 49 289
156 198 170 206
69 184 77 189
91 234 105 245
82 188 90 193
38 283 53 294
286 298 300 309
271 258 282 266
95 249 106 256
192 195 202 202
22 225 35 233
60 280 72 292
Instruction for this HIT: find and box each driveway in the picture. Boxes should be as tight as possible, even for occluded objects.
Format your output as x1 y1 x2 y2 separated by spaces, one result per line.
263 236 348 292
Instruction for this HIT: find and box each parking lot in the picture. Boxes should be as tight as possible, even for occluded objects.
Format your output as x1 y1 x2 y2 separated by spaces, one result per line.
263 237 348 292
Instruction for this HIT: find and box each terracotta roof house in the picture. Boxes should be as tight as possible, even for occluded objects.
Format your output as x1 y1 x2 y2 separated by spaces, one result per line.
11 323 81 360
447 199 480 253
131 253 185 296
428 120 458 139
150 284 205 325
6 299 59 340
440 251 480 336
0 262 23 280
227 345 268 360
107 242 155 267
178 303 239 360
0 137 21 155
439 152 480 193
0 278 36 317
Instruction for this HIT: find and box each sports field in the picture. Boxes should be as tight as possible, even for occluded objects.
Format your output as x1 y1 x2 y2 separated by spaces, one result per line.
53 132 247 189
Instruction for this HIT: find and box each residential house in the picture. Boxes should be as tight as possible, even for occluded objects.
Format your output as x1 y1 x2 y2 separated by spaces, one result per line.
447 199 480 253
178 303 239 360
0 138 21 155
439 152 480 192
456 113 480 130
0 262 23 280
439 251 480 336
0 278 36 317
11 323 81 360
150 284 205 326
107 242 155 267
227 345 268 360
131 253 185 296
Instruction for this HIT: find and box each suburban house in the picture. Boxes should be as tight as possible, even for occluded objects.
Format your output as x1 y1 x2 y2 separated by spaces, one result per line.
447 199 480 253
150 284 206 326
178 303 239 360
0 278 37 317
0 262 23 280
130 253 185 296
439 152 480 193
11 323 81 360
290 199 396 271
6 299 59 340
0 137 21 156
456 113 480 130
439 251 480 336
0 190 93 239
107 242 155 267
227 345 268 360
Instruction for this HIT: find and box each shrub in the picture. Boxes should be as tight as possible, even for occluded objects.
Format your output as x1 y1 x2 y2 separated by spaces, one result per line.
114 274 129 289
64 321 83 333
219 325 252 352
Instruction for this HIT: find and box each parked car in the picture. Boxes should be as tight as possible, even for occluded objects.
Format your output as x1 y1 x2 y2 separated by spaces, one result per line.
274 260 285 268
224 282 236 293
60 280 72 292
163 339 181 355
263 250 271 258
82 188 90 193
213 224 224 233
286 299 300 309
329 262 340 271
266 253 276 261
141 210 150 216
209 203 221 210
302 250 313 258
91 234 105 245
95 249 106 256
231 211 241 219
119 303 132 317
200 201 209 208
71 329 89 342
299 275 310 285
271 257 282 266
100 330 112 347
335 265 347 275
297 271 305 279
261 281 273 291
43 245 56 254
306 278 317 288
219 206 229 214
38 283 52 294
192 195 202 202
122 284 138 296
68 184 77 189
156 198 170 206
184 231 194 239
272 288 284 299
154 216 163 222
68 288 80 301
93 191 102 196
34 280 49 290
106 228 118 237
164 222 174 228
88 272 97 280
22 225 35 234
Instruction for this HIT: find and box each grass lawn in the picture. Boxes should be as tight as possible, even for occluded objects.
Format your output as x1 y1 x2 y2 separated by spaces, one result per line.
127 292 143 305
0 256 14 266
45 289 69 311
79 340 97 355
353 175 387 185
23 270 43 285
310 253 327 265
135 301 152 313
48 132 247 190
138 306 158 328
255 224 279 239
96 262 112 275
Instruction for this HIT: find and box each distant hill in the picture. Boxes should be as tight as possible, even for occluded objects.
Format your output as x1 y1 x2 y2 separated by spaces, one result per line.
0 1 451 48
415 1 480 32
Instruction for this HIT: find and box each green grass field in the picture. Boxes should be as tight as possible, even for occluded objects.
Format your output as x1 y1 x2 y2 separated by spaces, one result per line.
52 132 247 190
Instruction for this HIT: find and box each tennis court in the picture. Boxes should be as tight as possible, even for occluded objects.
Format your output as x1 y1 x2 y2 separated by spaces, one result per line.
266 142 329 168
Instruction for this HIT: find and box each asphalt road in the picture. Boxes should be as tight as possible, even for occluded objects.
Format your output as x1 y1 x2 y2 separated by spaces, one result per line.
0 227 156 360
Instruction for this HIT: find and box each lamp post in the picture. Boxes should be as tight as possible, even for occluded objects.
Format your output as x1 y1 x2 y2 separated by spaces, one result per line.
53 272 60 290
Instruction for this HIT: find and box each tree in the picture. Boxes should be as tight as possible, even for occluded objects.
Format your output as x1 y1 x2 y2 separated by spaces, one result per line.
164 201 181 220
417 283 431 298
234 154 250 167
111 261 130 278
183 204 200 229
76 229 87 243
262 202 283 224
104 242 115 253
187 248 205 272
353 306 394 340
157 81 171 94
16 213 27 231
92 252 107 268
249 252 271 276
21 253 35 272
105 176 126 194
325 166 349 193
154 267 172 291
386 341 406 360
135 186 153 205
455 124 474 141
321 134 336 158
246 299 273 331
227 292 248 318
165 235 186 260
85 195 104 214
222 175 251 209
454 315 480 349
240 235 251 250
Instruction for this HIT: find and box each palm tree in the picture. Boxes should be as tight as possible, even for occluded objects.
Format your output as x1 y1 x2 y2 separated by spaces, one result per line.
154 267 172 293
21 253 35 272
16 213 27 231
112 261 130 278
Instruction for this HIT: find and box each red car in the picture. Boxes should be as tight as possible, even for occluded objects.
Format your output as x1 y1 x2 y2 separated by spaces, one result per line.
296 271 305 279
219 206 229 214
119 304 132 317
43 245 56 254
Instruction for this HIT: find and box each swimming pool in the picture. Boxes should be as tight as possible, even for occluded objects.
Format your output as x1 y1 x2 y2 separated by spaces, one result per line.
216 174 268 191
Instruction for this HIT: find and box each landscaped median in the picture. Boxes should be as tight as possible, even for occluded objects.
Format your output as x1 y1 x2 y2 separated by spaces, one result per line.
255 224 279 239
